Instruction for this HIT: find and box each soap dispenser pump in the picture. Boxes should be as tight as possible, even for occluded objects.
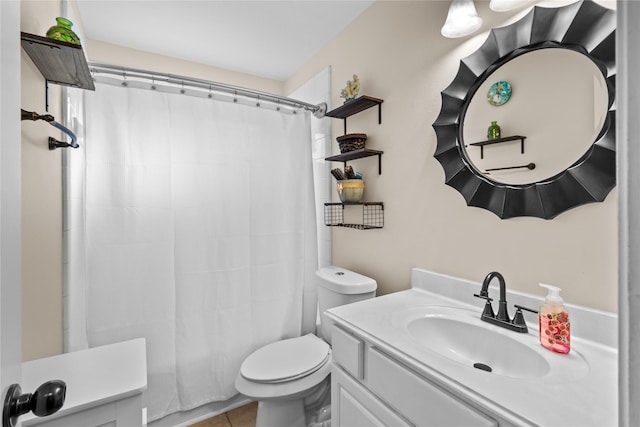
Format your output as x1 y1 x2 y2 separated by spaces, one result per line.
539 284 570 354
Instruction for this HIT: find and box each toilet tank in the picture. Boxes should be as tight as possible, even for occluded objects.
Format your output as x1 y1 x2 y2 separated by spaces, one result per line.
316 266 377 344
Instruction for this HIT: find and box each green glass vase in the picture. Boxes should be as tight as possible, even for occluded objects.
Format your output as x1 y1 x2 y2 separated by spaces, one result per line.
46 17 80 45
487 121 501 140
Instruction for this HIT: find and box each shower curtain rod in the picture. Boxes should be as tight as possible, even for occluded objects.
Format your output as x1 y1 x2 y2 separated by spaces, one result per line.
88 62 327 118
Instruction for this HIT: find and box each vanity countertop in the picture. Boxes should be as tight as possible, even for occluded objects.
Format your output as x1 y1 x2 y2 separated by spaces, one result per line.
326 269 617 427
20 338 147 425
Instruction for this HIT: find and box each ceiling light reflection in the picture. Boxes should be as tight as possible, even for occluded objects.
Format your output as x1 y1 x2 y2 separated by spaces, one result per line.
441 0 483 38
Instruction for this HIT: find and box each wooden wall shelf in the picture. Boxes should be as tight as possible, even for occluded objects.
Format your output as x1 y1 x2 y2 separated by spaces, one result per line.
325 148 384 174
326 95 383 134
21 32 95 91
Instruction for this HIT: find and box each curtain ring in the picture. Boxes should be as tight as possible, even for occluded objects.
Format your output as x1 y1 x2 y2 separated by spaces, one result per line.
208 85 212 99
151 76 156 91
233 90 238 103
180 81 185 94
256 94 260 108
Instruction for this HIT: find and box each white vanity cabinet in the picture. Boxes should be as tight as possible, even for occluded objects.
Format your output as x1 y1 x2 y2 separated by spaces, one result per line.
327 269 618 426
331 324 498 427
22 394 143 427
21 338 147 427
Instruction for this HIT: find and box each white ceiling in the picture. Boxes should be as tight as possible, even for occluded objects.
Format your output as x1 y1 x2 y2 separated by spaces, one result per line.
75 0 375 81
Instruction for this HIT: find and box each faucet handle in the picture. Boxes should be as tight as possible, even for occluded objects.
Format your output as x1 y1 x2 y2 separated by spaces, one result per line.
474 294 495 319
512 305 538 327
514 304 538 314
473 293 492 301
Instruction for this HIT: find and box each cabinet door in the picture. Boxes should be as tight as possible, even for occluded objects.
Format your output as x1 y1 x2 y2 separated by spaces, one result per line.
23 394 143 427
332 365 411 427
367 348 497 427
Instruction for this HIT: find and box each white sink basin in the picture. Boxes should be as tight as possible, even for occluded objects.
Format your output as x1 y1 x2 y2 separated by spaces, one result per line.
396 305 589 382
407 314 549 379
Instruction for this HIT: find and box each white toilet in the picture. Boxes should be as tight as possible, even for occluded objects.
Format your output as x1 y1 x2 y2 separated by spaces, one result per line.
235 266 377 427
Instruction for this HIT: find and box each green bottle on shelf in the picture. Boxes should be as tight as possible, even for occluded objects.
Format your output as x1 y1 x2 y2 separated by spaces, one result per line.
487 121 501 140
46 17 80 45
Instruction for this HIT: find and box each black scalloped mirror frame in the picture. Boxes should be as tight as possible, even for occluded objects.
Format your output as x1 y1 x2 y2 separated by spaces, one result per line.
432 0 616 219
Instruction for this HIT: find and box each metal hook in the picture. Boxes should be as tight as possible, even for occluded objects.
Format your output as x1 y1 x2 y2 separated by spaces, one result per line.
151 76 156 90
208 85 212 99
233 90 238 103
256 94 261 107
180 81 185 94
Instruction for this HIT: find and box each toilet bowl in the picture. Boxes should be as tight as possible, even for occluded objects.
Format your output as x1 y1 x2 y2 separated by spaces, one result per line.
235 266 377 427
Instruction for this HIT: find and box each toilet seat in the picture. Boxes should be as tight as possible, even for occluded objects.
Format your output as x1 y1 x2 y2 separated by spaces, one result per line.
241 334 330 384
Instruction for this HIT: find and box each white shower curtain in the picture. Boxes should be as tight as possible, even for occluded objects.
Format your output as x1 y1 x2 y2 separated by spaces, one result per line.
63 81 318 421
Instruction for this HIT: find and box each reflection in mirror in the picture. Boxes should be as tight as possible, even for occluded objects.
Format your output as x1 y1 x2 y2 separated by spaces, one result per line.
462 48 608 185
432 0 616 219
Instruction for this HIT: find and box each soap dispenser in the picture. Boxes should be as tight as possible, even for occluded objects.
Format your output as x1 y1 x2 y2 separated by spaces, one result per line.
539 284 570 354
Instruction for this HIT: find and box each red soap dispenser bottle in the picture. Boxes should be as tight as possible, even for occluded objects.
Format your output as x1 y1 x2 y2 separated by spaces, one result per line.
539 284 570 354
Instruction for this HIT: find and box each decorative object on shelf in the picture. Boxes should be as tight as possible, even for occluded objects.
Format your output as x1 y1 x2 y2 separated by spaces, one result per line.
46 17 80 44
337 179 365 203
340 74 360 102
330 166 361 181
487 80 511 106
487 121 501 139
343 165 357 179
337 133 367 153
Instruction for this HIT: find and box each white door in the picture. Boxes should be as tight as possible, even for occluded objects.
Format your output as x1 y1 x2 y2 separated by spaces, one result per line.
1 0 24 422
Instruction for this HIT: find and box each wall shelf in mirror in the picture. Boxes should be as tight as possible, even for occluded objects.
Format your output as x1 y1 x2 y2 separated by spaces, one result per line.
468 135 526 159
324 202 384 230
21 32 95 91
326 95 383 134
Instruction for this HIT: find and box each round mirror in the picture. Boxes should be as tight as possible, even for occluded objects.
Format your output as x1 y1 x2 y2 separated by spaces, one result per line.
432 1 616 219
462 48 609 185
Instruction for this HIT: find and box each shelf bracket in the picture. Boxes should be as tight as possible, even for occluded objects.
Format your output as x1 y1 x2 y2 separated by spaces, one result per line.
341 154 382 175
339 103 383 134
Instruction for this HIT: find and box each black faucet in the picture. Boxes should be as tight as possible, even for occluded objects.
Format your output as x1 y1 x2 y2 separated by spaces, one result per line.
473 272 536 333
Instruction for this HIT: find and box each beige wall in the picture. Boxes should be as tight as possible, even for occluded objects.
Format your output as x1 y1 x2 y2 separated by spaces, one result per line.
21 0 618 360
21 1 64 361
84 40 285 96
286 0 618 313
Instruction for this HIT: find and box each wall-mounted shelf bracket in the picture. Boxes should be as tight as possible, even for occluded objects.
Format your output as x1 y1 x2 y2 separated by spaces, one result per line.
468 135 527 159
326 96 383 134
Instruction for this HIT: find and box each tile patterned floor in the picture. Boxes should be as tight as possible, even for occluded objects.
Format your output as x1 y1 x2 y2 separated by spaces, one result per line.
189 402 257 427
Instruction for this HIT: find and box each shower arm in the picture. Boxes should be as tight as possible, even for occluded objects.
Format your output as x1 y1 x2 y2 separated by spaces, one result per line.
21 109 79 150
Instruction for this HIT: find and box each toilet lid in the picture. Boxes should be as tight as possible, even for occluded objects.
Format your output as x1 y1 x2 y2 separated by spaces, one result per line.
240 334 330 384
